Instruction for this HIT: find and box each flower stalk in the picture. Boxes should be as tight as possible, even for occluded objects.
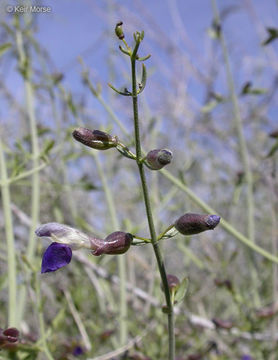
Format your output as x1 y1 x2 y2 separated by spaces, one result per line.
129 32 175 360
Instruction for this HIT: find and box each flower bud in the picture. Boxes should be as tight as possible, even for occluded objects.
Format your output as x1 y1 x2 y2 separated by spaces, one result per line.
0 327 20 350
214 278 233 291
115 21 125 40
175 213 220 235
269 129 278 138
35 222 92 250
161 274 180 294
167 274 180 290
146 149 172 170
91 231 133 256
72 128 118 150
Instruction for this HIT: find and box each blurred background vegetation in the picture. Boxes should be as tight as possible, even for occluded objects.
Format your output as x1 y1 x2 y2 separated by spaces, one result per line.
0 0 278 359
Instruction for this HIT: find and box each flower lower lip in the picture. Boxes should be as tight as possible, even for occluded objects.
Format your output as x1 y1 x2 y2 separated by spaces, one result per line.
41 242 72 273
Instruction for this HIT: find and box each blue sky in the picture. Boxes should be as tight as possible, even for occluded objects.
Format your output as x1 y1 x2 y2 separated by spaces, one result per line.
0 0 277 132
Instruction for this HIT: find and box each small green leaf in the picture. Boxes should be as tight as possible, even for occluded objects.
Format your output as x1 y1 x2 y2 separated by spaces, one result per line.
175 277 189 304
108 83 131 96
137 63 147 95
201 100 218 113
79 175 97 191
262 27 278 46
41 139 55 158
266 140 278 158
66 92 77 116
137 54 151 61
0 43 12 58
241 81 267 96
116 144 136 159
52 307 66 330
119 45 130 56
201 92 224 113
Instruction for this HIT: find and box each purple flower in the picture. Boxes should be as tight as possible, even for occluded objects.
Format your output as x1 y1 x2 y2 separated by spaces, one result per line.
36 223 133 273
241 356 253 360
72 345 84 356
41 242 72 273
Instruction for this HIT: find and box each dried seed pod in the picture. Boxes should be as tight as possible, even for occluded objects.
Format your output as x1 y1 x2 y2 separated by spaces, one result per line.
91 231 133 256
175 213 220 235
146 149 172 170
72 128 118 150
115 21 125 40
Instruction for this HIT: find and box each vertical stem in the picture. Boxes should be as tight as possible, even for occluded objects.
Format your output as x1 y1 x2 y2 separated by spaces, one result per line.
0 138 17 326
211 0 255 243
35 273 54 360
15 20 40 322
130 51 175 359
211 0 259 306
93 153 127 345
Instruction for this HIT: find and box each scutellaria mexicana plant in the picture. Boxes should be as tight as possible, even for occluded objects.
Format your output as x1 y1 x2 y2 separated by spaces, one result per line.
36 22 221 360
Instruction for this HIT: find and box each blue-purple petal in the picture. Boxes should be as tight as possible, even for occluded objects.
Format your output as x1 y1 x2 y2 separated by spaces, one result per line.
41 242 72 273
72 345 84 356
35 222 68 237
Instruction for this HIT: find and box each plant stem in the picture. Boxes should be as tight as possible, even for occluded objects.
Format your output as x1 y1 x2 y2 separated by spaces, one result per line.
15 20 40 323
130 50 175 359
93 153 128 346
35 273 55 360
211 0 259 305
0 138 17 326
211 0 255 244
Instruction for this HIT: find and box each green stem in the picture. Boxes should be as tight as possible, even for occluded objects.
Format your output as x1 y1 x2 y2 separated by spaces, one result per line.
15 21 40 323
211 0 259 305
211 0 255 243
93 153 128 346
0 138 17 326
212 0 255 241
0 162 46 186
132 235 151 242
157 224 175 241
131 50 175 359
35 273 54 360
